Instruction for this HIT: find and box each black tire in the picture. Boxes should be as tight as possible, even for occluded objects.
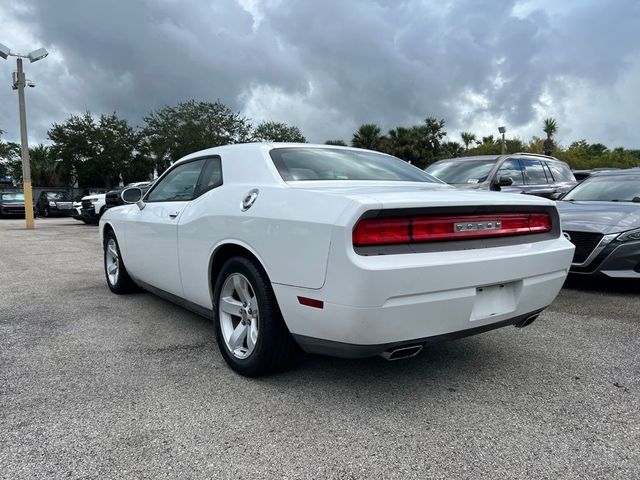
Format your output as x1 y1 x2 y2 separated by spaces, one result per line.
213 256 295 377
43 207 50 217
103 230 137 294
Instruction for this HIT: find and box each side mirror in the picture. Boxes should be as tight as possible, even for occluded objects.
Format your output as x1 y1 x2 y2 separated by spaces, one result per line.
549 192 564 201
121 187 145 210
497 176 513 187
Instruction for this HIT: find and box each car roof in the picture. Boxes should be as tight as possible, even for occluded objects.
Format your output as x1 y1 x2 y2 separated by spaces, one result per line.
589 168 640 177
178 142 382 162
171 143 404 186
434 153 563 164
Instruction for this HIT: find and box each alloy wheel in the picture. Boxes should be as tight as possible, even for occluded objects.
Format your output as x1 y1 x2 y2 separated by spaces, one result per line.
105 238 120 286
218 273 259 359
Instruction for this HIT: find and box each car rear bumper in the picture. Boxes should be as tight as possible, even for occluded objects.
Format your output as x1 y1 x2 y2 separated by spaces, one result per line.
273 236 573 351
293 309 545 359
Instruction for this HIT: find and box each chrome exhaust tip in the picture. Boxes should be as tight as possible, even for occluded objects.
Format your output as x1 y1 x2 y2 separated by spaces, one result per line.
381 344 423 361
514 313 539 328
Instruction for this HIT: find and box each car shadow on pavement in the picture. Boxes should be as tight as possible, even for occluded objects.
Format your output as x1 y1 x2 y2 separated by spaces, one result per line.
563 274 640 295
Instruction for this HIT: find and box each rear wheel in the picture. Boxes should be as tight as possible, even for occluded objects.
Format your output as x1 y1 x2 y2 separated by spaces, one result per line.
213 256 295 376
104 230 137 294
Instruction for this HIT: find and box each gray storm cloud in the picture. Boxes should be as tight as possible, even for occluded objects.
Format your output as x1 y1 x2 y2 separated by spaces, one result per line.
1 0 639 146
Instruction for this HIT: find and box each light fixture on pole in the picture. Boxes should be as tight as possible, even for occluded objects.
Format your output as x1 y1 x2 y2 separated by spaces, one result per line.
498 126 506 155
0 42 49 230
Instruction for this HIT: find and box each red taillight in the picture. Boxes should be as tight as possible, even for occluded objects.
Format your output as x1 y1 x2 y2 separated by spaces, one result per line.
353 213 552 246
352 217 410 246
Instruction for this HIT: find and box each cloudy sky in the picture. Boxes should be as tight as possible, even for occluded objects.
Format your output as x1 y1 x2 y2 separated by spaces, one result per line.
1 0 639 148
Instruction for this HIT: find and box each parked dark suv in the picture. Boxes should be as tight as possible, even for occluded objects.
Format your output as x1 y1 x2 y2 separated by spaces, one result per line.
35 191 74 217
425 153 577 198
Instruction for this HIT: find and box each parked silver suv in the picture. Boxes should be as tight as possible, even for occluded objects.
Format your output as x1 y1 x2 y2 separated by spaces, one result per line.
426 153 576 198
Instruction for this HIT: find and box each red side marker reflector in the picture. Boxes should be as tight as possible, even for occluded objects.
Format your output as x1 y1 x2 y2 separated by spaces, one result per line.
297 296 324 309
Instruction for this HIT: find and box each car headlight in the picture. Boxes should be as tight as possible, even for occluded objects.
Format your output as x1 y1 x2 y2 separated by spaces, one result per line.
90 198 98 204
49 201 56 206
617 228 640 242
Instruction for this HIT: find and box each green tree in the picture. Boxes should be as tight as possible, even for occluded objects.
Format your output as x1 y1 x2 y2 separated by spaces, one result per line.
385 117 447 168
504 138 525 154
543 117 557 155
460 131 476 151
325 139 347 146
469 135 501 155
439 141 464 159
29 144 61 186
252 121 306 143
351 123 385 151
142 100 252 173
48 112 149 187
0 128 23 182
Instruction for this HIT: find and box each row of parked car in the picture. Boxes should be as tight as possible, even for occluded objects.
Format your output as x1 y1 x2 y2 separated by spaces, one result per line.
426 153 639 279
74 181 154 224
0 181 154 223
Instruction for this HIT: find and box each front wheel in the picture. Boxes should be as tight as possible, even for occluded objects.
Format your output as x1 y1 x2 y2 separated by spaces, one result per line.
213 256 295 376
104 230 137 294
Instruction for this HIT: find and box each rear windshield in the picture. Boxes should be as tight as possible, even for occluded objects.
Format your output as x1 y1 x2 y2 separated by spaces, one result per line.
563 175 640 202
425 159 497 184
270 148 438 183
1 193 24 201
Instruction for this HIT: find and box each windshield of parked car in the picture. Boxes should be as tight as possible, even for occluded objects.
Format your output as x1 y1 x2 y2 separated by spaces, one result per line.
270 148 439 182
425 159 497 184
1 193 24 201
562 175 640 202
46 192 71 200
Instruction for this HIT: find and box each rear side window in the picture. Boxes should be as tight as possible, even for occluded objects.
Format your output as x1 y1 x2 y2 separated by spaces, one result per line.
496 159 524 185
194 157 223 197
547 162 575 182
521 159 549 184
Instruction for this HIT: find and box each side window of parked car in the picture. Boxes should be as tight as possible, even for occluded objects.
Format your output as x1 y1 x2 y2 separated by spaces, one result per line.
521 159 549 184
496 159 524 185
547 162 574 182
146 159 206 202
194 157 223 197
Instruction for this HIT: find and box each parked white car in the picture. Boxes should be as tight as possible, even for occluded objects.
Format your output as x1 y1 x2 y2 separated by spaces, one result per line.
80 193 106 224
100 143 574 376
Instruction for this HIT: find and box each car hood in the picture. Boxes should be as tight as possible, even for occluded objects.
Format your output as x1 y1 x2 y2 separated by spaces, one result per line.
288 181 553 208
82 194 106 201
557 201 640 234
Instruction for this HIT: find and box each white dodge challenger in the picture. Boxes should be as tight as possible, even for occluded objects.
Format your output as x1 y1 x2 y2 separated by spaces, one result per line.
100 143 574 376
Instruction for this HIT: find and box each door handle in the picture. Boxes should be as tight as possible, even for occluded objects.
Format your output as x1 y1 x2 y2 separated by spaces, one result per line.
168 211 180 219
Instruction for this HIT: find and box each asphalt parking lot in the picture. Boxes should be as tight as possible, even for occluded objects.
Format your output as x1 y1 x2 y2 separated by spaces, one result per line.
1 217 638 479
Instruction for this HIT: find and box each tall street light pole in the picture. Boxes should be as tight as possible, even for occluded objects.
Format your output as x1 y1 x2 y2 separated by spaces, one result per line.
0 43 49 230
498 126 506 155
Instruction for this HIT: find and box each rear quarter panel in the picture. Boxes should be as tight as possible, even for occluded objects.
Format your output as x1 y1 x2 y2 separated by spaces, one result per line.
177 184 363 309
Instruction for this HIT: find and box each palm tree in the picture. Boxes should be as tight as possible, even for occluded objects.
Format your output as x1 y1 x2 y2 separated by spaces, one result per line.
543 118 557 155
351 123 384 151
460 131 476 151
